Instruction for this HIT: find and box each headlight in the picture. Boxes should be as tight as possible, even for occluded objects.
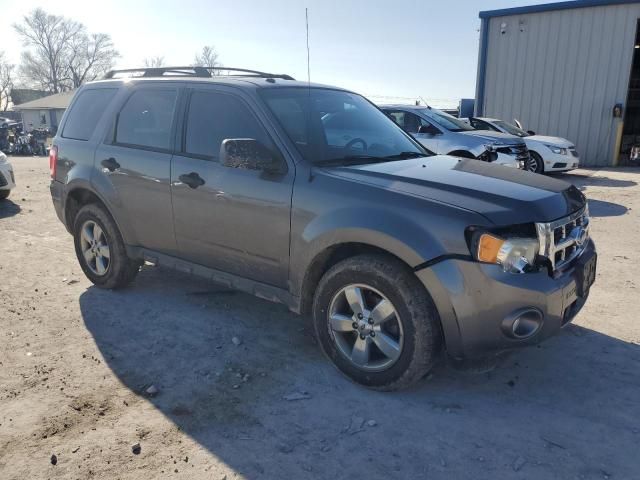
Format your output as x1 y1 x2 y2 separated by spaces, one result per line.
545 144 567 155
472 232 539 273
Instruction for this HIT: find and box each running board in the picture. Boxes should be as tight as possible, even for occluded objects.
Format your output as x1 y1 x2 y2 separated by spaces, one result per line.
126 246 301 313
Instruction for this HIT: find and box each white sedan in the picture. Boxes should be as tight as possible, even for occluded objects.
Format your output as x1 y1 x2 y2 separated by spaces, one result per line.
467 117 580 174
0 152 15 200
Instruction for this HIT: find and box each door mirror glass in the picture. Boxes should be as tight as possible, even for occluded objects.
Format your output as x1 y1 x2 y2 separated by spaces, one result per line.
417 124 440 135
220 138 285 174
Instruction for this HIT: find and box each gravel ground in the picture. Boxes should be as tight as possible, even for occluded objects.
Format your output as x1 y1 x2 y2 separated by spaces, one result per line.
1 156 639 480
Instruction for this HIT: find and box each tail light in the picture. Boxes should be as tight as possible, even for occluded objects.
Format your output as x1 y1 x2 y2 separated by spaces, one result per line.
49 145 58 179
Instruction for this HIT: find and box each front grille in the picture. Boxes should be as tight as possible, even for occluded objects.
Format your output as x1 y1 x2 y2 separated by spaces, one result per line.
569 147 579 158
536 206 590 273
0 172 7 187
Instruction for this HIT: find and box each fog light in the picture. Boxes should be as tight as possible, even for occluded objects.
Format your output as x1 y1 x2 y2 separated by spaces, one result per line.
501 308 543 339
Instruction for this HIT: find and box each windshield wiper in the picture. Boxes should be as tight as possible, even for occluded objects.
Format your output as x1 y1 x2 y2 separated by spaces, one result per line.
384 151 427 160
315 155 389 167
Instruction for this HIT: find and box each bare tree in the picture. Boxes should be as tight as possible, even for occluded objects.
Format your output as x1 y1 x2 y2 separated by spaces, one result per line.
13 8 118 92
0 52 14 111
14 9 82 92
193 46 221 73
144 56 165 68
68 33 119 87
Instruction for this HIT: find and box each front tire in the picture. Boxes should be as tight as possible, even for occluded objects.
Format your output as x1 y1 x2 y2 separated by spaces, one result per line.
0 190 9 200
73 203 141 289
526 151 544 174
312 254 442 390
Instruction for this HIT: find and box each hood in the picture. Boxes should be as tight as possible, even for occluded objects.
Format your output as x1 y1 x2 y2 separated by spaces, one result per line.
459 130 525 146
526 135 574 147
325 156 585 225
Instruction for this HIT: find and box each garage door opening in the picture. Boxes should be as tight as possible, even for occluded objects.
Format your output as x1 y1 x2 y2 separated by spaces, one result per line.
621 19 640 165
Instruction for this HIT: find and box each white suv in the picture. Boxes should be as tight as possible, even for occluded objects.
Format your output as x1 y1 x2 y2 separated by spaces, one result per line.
467 117 579 174
0 152 15 200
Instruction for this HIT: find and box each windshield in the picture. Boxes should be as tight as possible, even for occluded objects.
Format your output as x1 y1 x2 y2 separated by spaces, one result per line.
420 108 475 132
493 120 530 137
259 87 429 165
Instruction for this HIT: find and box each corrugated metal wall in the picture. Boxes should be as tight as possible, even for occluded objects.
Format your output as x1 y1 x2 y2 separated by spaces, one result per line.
480 3 640 166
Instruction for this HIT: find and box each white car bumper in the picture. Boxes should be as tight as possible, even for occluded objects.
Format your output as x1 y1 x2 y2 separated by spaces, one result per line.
542 151 580 172
0 160 16 191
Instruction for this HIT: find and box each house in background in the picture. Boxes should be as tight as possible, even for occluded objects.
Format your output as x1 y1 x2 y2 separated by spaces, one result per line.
12 90 75 133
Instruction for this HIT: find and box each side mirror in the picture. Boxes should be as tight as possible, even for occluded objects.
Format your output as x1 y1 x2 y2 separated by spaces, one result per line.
417 124 440 135
527 130 536 136
220 138 285 174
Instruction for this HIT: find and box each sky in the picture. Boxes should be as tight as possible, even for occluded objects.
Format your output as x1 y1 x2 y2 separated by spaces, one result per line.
0 0 557 107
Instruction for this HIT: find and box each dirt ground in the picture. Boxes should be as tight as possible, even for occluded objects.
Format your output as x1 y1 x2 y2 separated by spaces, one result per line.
1 156 639 480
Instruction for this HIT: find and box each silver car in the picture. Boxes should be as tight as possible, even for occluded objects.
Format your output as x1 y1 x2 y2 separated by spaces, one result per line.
381 105 528 168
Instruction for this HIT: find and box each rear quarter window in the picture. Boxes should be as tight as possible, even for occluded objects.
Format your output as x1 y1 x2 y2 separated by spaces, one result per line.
62 89 118 141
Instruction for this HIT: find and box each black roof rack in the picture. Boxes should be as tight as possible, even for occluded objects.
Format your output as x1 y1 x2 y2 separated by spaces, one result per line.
103 66 295 81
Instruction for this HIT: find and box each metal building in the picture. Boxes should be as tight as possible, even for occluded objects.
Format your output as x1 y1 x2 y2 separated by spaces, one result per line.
475 0 640 167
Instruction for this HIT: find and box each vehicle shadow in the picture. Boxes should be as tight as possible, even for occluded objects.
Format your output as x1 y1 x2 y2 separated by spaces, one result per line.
0 199 21 219
585 199 628 217
80 267 640 479
554 170 638 188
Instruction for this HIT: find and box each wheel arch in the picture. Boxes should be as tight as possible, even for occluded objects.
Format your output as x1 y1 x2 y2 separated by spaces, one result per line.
299 242 414 315
64 185 134 245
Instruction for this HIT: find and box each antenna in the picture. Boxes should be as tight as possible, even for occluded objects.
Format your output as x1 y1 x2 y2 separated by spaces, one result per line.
305 8 311 84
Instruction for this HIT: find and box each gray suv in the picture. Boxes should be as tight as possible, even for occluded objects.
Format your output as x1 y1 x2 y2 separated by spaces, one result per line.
382 105 529 168
49 67 597 390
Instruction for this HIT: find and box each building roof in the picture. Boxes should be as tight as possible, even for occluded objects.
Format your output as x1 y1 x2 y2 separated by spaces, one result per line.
13 90 75 110
480 0 640 19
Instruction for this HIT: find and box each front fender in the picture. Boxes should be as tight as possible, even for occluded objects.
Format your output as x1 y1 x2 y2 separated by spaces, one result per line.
289 206 455 296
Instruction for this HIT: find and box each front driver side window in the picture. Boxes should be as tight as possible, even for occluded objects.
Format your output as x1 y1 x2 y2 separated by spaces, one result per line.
387 110 428 134
185 90 276 161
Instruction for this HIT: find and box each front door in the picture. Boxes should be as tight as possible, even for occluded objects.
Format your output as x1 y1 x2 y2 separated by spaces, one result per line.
386 109 441 153
94 85 179 254
170 88 294 288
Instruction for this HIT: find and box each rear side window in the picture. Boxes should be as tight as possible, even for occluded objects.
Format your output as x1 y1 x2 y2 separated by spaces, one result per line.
62 89 117 141
184 91 272 160
116 89 177 150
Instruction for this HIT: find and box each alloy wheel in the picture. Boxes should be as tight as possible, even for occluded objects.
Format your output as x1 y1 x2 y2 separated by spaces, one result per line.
526 155 539 172
328 284 404 371
80 220 110 276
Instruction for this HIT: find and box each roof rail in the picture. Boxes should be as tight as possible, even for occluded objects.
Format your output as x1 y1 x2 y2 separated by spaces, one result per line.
104 66 295 81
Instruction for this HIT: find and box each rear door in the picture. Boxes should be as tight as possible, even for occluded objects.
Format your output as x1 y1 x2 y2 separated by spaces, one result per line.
94 84 179 254
170 86 294 288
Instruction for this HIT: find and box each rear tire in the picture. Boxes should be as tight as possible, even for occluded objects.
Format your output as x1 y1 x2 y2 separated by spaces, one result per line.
0 190 9 200
73 203 141 289
526 151 544 174
312 254 442 391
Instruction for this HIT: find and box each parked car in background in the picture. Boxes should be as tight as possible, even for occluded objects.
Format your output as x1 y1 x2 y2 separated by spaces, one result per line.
466 117 579 174
381 105 528 169
0 151 16 200
50 66 596 390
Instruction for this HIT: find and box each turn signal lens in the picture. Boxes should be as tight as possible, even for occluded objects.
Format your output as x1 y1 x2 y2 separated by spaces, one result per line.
477 233 505 263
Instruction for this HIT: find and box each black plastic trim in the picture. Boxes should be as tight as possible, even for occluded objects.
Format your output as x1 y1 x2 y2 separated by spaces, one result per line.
413 254 473 272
